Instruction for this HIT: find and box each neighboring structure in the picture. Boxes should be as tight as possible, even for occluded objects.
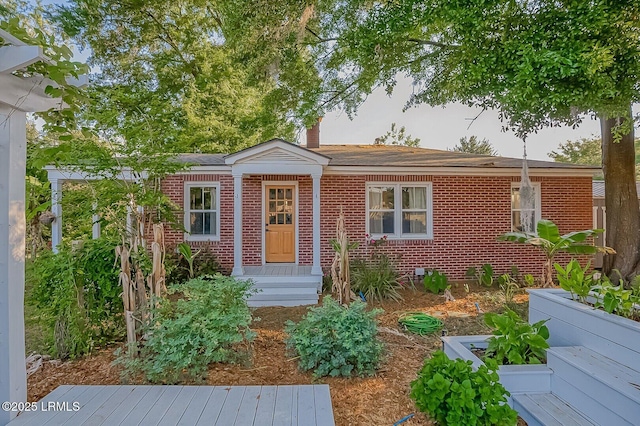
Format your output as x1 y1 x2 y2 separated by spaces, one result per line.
47 129 598 306
592 180 640 268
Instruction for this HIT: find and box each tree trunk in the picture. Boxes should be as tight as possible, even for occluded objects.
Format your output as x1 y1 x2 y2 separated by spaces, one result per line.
601 110 640 281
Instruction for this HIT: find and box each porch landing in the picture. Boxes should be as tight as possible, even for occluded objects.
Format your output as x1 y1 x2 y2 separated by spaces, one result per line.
241 265 322 307
8 384 335 425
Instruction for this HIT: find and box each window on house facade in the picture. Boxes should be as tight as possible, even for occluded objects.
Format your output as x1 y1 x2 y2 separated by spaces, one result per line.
185 184 219 240
511 182 541 232
367 183 432 239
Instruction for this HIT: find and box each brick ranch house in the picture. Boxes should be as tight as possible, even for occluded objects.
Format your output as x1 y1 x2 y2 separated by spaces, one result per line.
46 131 597 306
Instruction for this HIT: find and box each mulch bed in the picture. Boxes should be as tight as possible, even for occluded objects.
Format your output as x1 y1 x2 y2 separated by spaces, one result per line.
27 282 529 425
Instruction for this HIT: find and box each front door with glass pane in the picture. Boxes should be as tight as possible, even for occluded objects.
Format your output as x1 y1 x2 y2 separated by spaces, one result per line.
265 185 295 263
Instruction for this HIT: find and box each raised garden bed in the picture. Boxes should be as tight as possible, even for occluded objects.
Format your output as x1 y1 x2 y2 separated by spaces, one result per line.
442 335 552 400
528 288 640 367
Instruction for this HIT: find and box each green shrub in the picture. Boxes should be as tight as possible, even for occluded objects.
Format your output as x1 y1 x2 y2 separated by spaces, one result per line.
410 351 517 425
484 308 549 365
423 269 448 294
28 238 123 359
165 248 221 284
350 253 403 301
117 275 256 384
285 297 384 378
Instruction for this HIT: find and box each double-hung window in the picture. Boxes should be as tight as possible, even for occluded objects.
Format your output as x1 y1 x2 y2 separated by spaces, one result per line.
511 182 541 232
184 183 220 240
367 183 432 239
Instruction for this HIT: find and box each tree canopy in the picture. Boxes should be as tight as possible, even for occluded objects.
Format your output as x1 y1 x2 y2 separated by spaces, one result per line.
374 123 420 147
451 136 497 156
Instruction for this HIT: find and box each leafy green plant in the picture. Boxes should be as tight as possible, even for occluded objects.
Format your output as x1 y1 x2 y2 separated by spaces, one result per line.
523 273 536 287
116 275 256 384
165 249 221 284
423 269 449 294
28 238 123 359
592 278 639 320
350 253 402 301
484 309 549 365
554 260 594 303
176 242 201 279
410 351 517 425
499 219 615 287
285 297 384 378
466 264 494 287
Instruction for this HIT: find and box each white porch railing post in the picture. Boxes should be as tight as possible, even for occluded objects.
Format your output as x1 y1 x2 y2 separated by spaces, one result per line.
232 173 244 276
50 178 63 253
311 173 322 276
0 106 27 425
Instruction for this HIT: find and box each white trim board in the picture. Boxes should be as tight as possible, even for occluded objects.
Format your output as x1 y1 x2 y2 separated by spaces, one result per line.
183 181 221 242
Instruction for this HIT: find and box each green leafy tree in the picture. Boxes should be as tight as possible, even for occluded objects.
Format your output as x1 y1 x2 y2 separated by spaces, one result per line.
374 123 420 147
55 0 296 154
451 136 497 156
221 1 640 279
549 137 640 180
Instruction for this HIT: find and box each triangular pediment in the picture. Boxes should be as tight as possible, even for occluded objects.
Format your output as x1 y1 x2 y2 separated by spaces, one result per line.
224 139 330 166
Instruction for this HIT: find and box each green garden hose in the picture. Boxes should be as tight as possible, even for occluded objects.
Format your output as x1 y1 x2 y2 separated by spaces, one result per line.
398 312 443 335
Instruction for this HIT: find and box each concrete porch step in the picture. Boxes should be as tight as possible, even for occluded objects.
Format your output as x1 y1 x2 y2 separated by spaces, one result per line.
547 346 640 426
512 393 595 426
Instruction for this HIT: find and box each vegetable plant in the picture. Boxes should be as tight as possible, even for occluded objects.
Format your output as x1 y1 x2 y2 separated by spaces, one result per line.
410 351 517 425
497 274 519 304
115 275 256 384
592 278 640 320
176 242 201 279
285 297 384 378
484 308 549 365
423 269 448 294
554 260 594 303
466 264 494 287
499 219 615 287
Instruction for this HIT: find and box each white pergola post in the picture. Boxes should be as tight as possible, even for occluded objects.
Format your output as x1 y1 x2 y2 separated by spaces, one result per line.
0 106 28 424
0 29 85 425
232 173 244 276
311 173 322 276
50 178 63 253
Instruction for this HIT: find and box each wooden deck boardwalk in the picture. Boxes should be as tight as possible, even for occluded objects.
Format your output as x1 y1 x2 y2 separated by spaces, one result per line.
8 385 335 426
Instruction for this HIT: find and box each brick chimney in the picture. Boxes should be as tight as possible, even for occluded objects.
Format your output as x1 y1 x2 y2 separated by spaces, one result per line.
306 117 322 148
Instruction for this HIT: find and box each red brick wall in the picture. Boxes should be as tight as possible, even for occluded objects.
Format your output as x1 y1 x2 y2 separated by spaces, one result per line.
161 173 593 279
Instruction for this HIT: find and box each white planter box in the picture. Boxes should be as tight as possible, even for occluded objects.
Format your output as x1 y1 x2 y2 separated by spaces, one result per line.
441 335 552 401
528 288 640 368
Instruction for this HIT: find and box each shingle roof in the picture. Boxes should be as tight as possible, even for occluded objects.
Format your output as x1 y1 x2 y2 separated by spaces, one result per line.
173 143 600 170
592 180 640 198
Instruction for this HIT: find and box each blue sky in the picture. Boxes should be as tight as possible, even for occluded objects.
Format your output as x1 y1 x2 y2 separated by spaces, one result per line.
32 0 609 160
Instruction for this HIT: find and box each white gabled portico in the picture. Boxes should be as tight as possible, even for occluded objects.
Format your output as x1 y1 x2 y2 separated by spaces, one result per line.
224 139 329 283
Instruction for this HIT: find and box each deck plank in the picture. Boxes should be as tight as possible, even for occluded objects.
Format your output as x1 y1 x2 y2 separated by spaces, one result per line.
176 386 214 426
233 386 262 425
136 386 183 425
215 386 246 425
91 385 153 426
253 386 277 426
272 385 293 426
313 385 335 426
42 385 106 426
9 384 334 426
296 385 315 426
157 386 199 426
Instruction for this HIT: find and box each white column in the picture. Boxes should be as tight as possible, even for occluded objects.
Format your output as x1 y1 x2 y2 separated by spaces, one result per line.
311 173 322 276
50 178 62 253
92 202 100 239
232 173 244 276
0 106 27 424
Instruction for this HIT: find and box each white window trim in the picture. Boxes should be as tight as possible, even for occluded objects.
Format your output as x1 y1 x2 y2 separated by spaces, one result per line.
365 182 433 240
511 182 542 232
184 181 221 242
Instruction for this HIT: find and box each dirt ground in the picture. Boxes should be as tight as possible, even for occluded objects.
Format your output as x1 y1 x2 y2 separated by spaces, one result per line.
28 282 529 425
